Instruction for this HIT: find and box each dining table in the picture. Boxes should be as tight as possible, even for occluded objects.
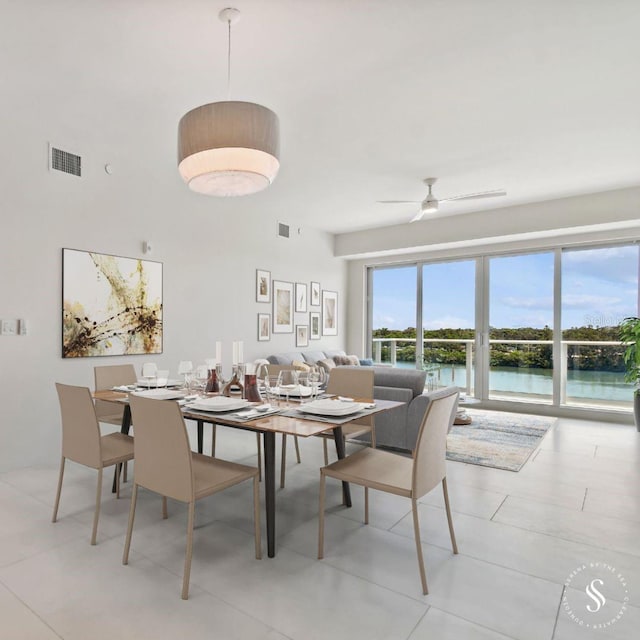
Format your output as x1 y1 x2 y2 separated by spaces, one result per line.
93 390 403 557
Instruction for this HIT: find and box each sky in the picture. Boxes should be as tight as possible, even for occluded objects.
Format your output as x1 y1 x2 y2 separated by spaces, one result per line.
372 245 639 331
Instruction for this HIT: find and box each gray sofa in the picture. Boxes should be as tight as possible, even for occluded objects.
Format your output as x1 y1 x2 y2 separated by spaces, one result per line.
264 350 456 452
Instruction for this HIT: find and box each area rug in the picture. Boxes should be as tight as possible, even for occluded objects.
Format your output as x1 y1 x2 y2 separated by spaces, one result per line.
446 409 556 472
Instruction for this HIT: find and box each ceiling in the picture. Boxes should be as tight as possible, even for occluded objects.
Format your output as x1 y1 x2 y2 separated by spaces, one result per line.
6 0 640 234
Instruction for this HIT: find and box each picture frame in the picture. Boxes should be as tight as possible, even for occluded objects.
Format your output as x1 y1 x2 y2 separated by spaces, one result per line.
296 324 309 347
322 289 338 336
62 248 163 358
257 313 271 341
310 312 321 340
295 282 308 312
272 280 294 333
256 269 271 303
310 281 321 306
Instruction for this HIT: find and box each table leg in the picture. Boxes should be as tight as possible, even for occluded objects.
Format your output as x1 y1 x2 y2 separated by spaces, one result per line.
113 405 132 493
263 431 276 557
333 426 352 507
197 420 204 454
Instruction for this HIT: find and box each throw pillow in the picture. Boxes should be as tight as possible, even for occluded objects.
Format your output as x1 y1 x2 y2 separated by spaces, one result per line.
346 355 360 366
359 358 374 366
332 354 350 366
317 358 336 373
292 360 311 372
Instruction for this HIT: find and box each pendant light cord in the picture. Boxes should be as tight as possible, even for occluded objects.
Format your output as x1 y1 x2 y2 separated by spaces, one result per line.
226 18 232 100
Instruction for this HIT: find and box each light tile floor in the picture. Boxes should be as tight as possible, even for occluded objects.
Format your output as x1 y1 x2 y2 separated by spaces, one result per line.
0 416 638 639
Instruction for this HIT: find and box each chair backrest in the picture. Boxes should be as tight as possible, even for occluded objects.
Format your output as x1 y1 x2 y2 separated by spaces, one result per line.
128 395 194 503
412 388 459 499
94 364 137 420
326 368 374 399
55 383 102 468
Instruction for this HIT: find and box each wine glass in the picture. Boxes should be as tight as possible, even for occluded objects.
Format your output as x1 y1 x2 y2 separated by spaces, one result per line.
194 365 209 397
141 362 158 388
264 372 283 407
177 361 193 390
307 367 321 401
279 370 299 406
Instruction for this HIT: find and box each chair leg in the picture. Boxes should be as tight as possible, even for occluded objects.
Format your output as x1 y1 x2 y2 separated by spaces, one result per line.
90 468 103 545
364 487 369 524
182 501 196 600
442 477 458 554
323 438 329 466
123 461 128 483
280 434 287 489
370 425 376 449
294 435 301 463
162 496 168 519
115 463 121 499
122 483 139 565
211 425 217 457
411 498 428 595
317 472 326 559
51 456 66 523
256 433 262 482
253 475 262 559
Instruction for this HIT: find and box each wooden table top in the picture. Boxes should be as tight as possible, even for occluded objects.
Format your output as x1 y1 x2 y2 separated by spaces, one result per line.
93 390 402 438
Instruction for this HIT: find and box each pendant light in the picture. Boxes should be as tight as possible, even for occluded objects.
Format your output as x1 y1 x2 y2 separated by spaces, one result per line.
178 7 280 197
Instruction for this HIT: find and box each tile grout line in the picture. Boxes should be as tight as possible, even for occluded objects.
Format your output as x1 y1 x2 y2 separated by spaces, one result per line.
490 495 509 521
0 576 65 640
551 585 566 639
581 488 588 511
405 604 430 639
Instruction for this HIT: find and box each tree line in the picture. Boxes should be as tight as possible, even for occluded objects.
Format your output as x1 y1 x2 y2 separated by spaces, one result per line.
372 326 626 371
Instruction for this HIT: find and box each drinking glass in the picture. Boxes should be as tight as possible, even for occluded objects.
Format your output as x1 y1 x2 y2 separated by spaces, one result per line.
141 362 158 388
155 369 170 388
279 370 299 406
264 373 283 407
194 365 209 396
307 368 321 401
177 361 193 390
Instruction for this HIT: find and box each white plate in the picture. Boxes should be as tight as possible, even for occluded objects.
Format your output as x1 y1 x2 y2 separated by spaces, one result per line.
136 378 182 388
298 399 366 417
186 396 249 412
276 385 312 398
130 389 184 400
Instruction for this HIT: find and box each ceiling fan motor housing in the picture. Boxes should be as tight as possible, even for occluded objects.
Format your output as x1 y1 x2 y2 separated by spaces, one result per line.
421 195 438 213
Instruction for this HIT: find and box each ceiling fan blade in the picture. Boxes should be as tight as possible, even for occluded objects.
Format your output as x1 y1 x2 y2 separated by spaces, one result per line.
409 210 425 223
377 200 421 204
441 190 507 203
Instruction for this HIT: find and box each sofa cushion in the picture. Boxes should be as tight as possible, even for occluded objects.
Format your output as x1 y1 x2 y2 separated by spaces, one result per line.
292 360 311 372
302 350 326 364
317 358 336 373
323 349 347 359
267 352 305 365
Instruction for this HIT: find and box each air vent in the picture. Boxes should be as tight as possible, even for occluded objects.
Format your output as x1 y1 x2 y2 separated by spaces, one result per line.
277 222 290 238
50 146 81 177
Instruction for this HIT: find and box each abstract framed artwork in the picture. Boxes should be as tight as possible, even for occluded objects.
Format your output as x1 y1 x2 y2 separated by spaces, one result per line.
310 281 321 306
295 282 307 312
272 280 294 333
310 312 321 340
256 269 271 303
258 313 271 341
322 290 338 336
296 324 309 347
62 248 163 358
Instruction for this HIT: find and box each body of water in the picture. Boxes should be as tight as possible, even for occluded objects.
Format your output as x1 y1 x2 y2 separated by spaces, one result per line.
392 361 634 404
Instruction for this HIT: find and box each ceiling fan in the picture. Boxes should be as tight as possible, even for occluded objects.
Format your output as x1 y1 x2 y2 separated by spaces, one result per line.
378 177 507 223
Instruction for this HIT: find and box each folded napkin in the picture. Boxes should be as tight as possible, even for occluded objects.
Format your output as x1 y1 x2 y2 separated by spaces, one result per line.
112 385 136 392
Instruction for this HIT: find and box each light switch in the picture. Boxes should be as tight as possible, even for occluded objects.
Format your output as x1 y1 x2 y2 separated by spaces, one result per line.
1 319 18 336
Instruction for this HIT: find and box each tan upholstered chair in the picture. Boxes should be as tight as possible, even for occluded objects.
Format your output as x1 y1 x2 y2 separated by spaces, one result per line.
320 368 376 465
318 387 459 595
123 395 261 600
94 364 137 426
52 383 134 545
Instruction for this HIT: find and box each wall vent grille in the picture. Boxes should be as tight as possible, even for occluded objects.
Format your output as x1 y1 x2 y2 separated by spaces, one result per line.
277 222 290 238
50 147 81 176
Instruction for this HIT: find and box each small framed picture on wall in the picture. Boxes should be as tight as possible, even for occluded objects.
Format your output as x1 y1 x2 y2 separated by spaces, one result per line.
296 324 309 347
310 312 320 340
258 313 271 341
256 269 271 303
310 281 320 306
321 290 338 336
273 280 294 333
295 282 308 312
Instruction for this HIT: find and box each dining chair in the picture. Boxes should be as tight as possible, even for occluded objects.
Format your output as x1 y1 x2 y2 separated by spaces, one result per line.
94 363 137 482
318 387 459 595
320 368 376 465
52 383 134 545
124 395 261 600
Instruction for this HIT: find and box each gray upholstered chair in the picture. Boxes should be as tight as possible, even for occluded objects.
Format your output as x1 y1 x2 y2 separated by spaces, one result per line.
318 387 459 595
